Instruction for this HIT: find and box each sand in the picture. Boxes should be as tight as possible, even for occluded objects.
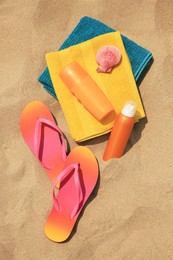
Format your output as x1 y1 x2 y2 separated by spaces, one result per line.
1 0 173 259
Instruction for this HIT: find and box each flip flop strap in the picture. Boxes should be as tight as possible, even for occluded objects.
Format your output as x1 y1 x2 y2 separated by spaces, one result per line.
52 163 83 219
34 118 67 169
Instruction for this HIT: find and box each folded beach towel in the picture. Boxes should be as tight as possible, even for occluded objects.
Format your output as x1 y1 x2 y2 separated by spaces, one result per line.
38 16 153 98
46 32 145 142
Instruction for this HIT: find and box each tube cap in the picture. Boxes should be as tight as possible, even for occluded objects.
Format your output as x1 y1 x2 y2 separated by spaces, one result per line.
59 62 87 90
121 101 136 117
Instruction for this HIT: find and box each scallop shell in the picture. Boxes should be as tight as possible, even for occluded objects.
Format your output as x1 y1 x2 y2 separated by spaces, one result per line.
96 45 121 73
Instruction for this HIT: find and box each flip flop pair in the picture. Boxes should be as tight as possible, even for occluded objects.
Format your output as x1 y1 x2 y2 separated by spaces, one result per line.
20 101 98 242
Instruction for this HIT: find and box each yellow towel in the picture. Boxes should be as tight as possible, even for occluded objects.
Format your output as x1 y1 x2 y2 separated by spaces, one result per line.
46 32 145 142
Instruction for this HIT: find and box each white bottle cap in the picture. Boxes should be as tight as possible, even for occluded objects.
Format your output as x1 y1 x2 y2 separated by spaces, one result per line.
121 100 136 117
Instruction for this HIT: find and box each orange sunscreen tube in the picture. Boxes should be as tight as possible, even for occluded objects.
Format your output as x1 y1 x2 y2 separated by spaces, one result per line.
103 101 136 160
59 61 114 121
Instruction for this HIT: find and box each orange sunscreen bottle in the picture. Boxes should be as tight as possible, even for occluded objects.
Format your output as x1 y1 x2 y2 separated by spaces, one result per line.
59 61 115 121
103 101 136 160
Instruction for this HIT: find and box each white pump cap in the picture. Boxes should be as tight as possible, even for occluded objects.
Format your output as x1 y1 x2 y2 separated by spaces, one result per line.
121 100 136 117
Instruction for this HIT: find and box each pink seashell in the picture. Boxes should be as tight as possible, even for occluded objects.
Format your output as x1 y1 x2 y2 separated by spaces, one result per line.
96 45 121 73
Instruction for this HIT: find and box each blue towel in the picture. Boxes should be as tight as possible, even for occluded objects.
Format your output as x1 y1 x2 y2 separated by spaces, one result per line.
38 16 153 98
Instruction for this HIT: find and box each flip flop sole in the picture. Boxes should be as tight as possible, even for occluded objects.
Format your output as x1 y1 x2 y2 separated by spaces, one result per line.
44 146 99 242
20 100 66 182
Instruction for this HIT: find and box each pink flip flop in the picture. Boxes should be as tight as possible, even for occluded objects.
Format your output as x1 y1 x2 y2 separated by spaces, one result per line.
44 146 99 242
20 100 67 183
